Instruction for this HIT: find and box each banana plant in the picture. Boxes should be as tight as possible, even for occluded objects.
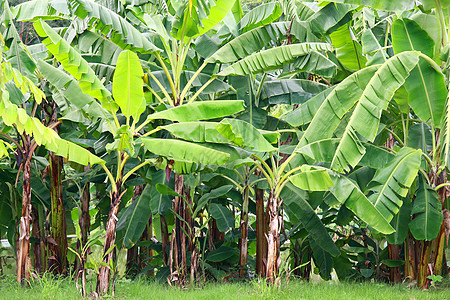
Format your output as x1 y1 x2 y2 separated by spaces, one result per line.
0 30 105 283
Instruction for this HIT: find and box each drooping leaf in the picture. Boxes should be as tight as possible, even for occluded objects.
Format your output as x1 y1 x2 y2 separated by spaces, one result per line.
206 246 238 262
13 0 66 21
217 43 335 77
172 0 236 40
33 19 117 112
194 185 233 217
237 2 282 33
330 24 366 70
409 176 443 241
309 237 333 280
392 18 446 127
368 147 422 222
386 196 411 245
289 166 334 191
216 118 276 152
71 0 161 53
329 52 420 172
37 60 110 121
161 122 229 144
150 170 172 215
307 2 355 37
259 79 328 107
281 183 340 256
141 138 230 165
329 175 394 234
209 203 234 232
326 0 414 11
206 23 291 64
148 100 245 122
117 185 152 248
407 123 433 153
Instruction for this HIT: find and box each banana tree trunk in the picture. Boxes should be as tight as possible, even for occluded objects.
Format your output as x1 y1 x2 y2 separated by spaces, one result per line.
49 153 67 275
126 185 144 276
80 170 91 252
388 243 401 283
266 192 281 284
31 206 45 274
405 234 416 279
96 187 121 295
17 154 32 284
170 174 188 285
160 215 169 265
417 240 430 289
255 187 266 277
239 186 249 277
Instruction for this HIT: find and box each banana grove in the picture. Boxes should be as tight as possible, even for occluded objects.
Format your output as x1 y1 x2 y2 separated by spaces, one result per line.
0 0 449 296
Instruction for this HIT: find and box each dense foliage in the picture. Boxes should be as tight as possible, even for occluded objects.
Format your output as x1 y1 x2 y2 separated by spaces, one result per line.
0 0 449 296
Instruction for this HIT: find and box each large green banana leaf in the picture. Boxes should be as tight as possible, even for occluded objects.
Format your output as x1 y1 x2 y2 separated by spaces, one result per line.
71 0 160 53
141 138 230 165
218 43 335 77
330 24 366 70
259 79 328 107
112 50 145 122
329 52 419 172
282 88 333 127
12 0 66 21
420 0 450 10
161 122 229 144
148 100 245 122
116 185 152 249
289 166 334 191
326 0 414 11
392 18 446 127
171 0 236 40
307 2 355 37
386 197 411 245
409 176 443 241
206 23 290 64
281 183 340 257
209 203 234 232
329 175 394 234
37 60 110 121
216 118 275 152
237 2 282 33
295 139 394 170
368 147 421 222
33 19 117 112
150 170 172 215
0 97 104 166
407 123 433 154
294 65 378 152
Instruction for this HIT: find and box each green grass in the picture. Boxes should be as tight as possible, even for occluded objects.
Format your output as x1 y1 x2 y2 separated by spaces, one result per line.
1 275 450 300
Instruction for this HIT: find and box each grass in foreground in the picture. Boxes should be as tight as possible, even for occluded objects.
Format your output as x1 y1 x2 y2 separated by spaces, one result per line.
1 275 450 300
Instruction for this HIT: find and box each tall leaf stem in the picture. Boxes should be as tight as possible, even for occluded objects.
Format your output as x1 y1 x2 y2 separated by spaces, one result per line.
155 53 177 103
101 164 117 193
140 127 162 138
148 71 174 106
435 0 449 45
122 160 152 183
435 182 450 191
188 77 216 104
179 61 208 103
253 154 275 183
